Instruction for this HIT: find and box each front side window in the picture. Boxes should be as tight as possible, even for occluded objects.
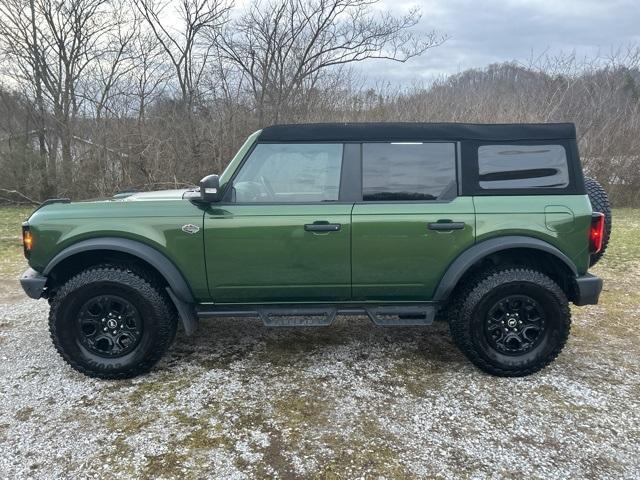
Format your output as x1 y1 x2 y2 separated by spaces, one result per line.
478 144 569 189
362 142 456 201
233 143 343 203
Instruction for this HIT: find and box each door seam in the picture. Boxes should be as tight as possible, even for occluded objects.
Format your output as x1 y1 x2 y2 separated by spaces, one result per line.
349 202 356 299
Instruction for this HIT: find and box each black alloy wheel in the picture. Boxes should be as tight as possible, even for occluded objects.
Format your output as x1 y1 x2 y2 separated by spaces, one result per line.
76 294 143 357
485 294 546 355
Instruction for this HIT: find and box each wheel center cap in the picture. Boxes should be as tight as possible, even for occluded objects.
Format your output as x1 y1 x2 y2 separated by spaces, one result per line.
507 318 517 328
107 319 118 329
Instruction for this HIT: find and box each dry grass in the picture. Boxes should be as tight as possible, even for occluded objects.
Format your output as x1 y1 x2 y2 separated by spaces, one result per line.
0 206 31 302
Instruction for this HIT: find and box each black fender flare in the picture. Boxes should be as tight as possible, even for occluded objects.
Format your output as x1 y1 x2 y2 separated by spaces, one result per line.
43 237 198 334
432 236 578 302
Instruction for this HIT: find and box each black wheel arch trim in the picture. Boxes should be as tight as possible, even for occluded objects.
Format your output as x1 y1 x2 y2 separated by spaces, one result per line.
43 237 195 304
433 236 578 302
42 237 199 334
42 237 194 303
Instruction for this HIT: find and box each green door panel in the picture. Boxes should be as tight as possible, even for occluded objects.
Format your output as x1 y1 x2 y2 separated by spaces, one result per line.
204 204 352 303
474 195 593 274
351 197 476 301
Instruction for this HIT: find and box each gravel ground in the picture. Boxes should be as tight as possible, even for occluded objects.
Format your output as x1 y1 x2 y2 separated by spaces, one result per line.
1 259 639 479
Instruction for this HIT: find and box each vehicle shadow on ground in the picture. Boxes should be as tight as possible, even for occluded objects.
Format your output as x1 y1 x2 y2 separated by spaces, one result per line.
164 315 467 374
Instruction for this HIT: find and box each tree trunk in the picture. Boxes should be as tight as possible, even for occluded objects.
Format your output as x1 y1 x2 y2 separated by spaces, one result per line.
61 127 73 194
30 0 50 199
47 135 59 197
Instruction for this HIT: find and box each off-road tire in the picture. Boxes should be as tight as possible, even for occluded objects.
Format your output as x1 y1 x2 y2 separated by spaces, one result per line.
585 177 611 266
49 266 177 379
448 268 570 377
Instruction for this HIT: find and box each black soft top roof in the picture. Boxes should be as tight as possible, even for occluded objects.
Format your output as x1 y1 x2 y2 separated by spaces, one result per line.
258 122 576 142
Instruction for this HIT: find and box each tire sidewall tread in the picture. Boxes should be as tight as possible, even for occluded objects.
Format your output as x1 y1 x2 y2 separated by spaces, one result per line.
49 266 177 379
449 268 571 377
585 177 612 266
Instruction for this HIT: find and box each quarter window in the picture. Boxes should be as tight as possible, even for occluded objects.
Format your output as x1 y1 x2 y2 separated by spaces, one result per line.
233 143 343 203
478 144 569 189
362 143 456 201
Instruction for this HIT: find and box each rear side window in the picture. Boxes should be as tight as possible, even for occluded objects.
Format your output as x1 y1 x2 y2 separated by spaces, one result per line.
362 143 456 201
478 144 569 189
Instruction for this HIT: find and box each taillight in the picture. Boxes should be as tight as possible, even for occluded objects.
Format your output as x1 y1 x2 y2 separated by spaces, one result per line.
589 213 605 254
22 223 33 258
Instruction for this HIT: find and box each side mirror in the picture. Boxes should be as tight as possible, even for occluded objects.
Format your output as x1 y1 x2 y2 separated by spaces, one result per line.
199 174 221 203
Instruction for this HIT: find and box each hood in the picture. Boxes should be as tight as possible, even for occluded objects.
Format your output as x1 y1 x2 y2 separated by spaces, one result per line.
28 189 193 216
115 189 191 201
27 188 199 223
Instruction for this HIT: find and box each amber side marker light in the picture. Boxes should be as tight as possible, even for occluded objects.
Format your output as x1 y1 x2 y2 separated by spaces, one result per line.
589 213 605 254
22 224 33 258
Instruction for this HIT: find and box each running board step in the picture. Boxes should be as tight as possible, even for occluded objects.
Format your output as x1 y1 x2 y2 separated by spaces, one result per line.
366 306 435 326
258 307 337 327
197 304 438 327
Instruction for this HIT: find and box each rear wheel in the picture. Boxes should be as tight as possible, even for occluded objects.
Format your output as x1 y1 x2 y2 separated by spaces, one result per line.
49 266 177 379
448 268 570 376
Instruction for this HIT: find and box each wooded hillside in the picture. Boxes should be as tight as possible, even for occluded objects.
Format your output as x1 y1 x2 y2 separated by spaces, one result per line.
1 0 638 205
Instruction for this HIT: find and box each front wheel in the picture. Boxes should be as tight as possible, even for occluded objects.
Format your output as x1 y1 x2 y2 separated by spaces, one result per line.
49 266 177 379
448 268 571 377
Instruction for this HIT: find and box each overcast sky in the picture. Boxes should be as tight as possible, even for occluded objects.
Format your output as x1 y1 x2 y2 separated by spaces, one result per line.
360 0 640 83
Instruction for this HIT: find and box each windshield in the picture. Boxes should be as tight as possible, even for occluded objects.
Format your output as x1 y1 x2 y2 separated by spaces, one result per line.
218 130 262 192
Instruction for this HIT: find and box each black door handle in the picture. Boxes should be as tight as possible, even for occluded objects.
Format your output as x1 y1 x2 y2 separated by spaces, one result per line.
428 220 465 231
304 222 341 232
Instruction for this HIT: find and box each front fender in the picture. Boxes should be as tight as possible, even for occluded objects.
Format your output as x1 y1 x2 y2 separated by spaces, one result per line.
42 237 195 303
25 199 208 300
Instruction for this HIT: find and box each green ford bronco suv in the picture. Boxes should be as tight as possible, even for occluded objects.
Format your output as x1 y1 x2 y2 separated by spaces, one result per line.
20 123 611 379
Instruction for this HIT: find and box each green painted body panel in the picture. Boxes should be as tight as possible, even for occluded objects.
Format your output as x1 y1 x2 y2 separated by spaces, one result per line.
25 193 593 305
203 204 352 303
474 195 593 275
351 197 476 301
23 128 594 306
26 199 210 300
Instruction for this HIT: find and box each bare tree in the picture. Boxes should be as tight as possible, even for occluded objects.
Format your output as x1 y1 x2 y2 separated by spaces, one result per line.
217 0 446 123
133 0 230 167
131 29 171 123
133 0 230 105
35 0 119 193
0 0 52 197
83 2 138 122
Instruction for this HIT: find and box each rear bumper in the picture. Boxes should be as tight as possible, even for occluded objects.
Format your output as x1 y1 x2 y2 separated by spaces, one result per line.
20 268 47 299
574 273 603 306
